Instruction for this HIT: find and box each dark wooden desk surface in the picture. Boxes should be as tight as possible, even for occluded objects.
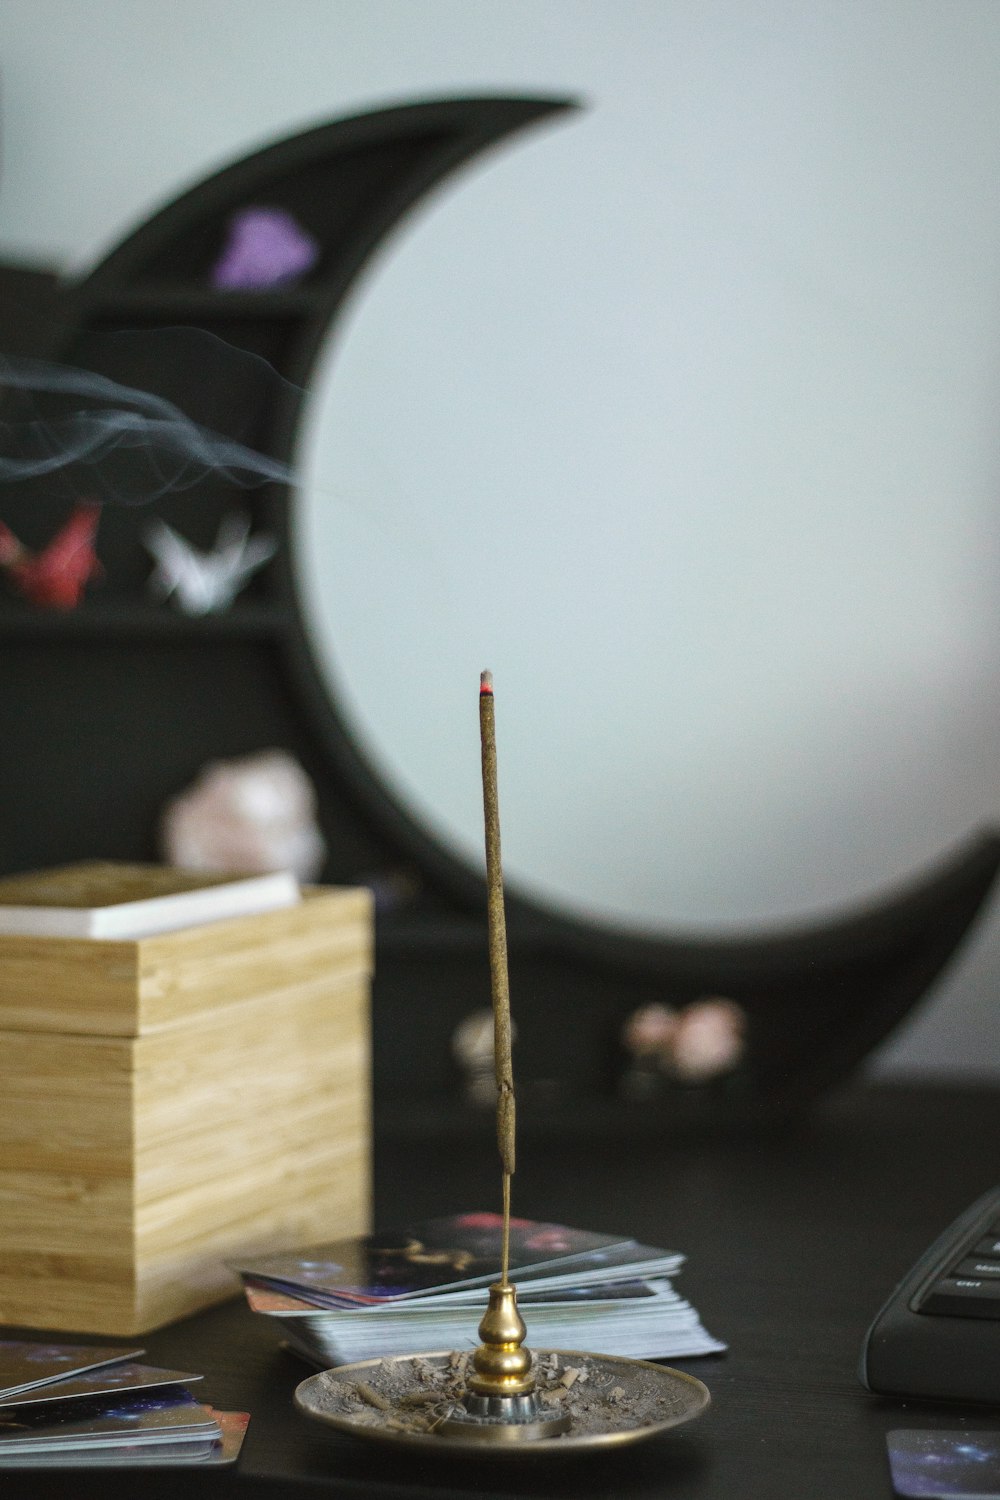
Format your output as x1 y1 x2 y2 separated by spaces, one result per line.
4 1083 1000 1500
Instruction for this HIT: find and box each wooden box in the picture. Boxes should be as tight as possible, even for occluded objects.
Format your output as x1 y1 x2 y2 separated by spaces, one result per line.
0 886 373 1335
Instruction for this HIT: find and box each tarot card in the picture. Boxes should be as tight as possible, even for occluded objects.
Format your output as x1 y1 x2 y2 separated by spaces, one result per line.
517 1278 665 1305
401 1240 683 1306
0 1436 219 1468
0 1340 144 1400
238 1214 637 1306
0 1362 203 1409
208 1408 250 1465
887 1429 1000 1498
0 1410 249 1468
244 1283 318 1314
248 1276 667 1317
0 1388 220 1453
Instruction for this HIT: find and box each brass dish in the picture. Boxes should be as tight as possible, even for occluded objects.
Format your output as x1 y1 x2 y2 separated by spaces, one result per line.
294 1349 710 1458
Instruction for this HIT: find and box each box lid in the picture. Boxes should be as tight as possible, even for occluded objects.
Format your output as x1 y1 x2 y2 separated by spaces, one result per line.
0 885 373 1037
0 861 302 939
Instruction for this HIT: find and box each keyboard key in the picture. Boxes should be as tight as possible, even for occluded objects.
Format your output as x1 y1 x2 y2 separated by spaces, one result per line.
954 1258 1000 1278
975 1236 1000 1257
919 1277 1000 1318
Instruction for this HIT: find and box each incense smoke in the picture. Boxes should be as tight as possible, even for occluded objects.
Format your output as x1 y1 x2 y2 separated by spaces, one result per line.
0 330 297 505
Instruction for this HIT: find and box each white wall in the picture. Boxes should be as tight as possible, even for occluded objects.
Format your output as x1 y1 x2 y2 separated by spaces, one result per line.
3 1 1000 1078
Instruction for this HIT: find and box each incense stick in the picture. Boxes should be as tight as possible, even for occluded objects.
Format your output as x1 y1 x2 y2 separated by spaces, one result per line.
479 669 516 1284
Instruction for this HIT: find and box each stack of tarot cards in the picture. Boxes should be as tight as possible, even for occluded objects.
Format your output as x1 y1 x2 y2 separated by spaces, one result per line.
0 1340 249 1468
236 1213 726 1368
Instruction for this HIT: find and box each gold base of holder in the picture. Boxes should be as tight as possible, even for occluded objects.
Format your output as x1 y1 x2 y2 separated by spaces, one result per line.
295 1349 710 1459
438 1387 572 1442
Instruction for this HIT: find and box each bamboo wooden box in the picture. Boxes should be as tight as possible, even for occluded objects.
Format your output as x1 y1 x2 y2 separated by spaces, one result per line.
0 885 373 1335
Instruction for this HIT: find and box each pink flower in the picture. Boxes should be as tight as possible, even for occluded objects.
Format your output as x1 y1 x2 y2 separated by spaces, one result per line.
621 1002 679 1059
670 998 746 1082
621 996 748 1085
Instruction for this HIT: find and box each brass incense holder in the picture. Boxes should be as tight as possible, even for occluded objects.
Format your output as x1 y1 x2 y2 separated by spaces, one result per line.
438 1279 571 1440
294 672 711 1456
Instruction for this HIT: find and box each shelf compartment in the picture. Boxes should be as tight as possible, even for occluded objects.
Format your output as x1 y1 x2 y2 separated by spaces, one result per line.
0 601 287 640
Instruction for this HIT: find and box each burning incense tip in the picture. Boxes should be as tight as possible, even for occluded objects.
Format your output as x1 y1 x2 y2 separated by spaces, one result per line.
480 670 494 696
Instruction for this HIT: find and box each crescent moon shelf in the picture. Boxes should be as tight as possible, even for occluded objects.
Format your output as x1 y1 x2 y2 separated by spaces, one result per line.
10 94 999 1125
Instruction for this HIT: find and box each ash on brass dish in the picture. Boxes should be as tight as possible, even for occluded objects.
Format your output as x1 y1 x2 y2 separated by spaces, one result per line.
295 1349 710 1457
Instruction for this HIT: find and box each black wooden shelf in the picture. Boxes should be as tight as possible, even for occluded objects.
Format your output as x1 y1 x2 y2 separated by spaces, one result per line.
376 912 556 955
372 1087 782 1144
78 283 325 320
0 600 287 641
4 97 998 1132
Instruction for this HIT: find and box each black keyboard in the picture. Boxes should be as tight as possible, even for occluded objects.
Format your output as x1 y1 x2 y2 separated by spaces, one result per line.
911 1193 1000 1319
861 1187 1000 1403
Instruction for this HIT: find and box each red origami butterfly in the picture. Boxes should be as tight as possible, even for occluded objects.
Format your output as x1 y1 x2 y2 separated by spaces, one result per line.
0 502 103 608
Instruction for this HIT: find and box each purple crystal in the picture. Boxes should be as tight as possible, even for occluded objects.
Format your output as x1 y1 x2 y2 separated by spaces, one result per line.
211 206 319 290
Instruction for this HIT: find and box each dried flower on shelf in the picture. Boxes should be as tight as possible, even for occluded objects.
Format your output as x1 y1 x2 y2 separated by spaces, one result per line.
621 997 747 1094
451 1007 518 1110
